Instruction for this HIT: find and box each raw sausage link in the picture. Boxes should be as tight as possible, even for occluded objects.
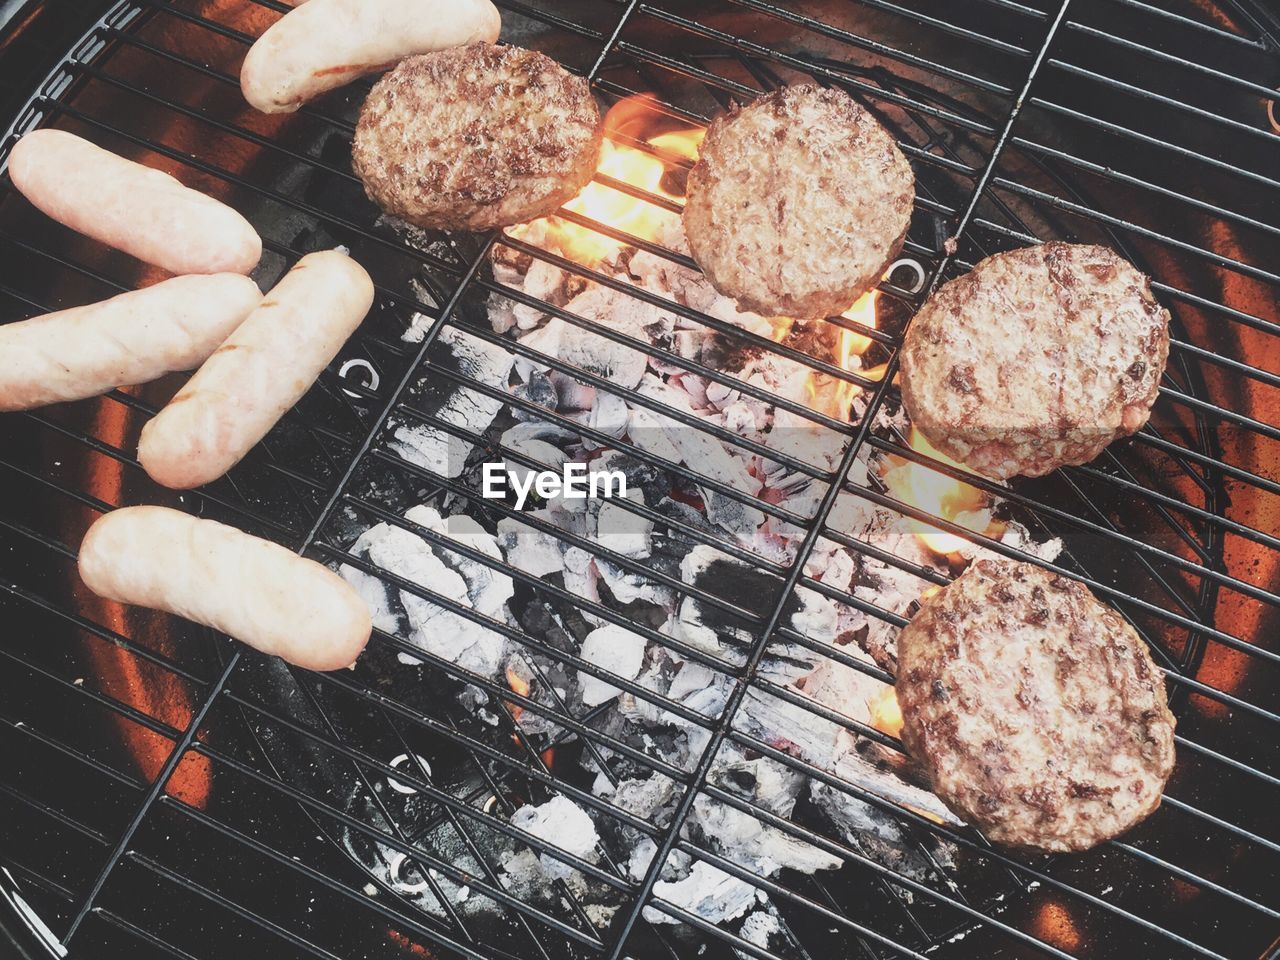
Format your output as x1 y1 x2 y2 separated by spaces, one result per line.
138 249 374 489
8 129 262 276
240 0 501 114
79 506 371 671
0 275 262 412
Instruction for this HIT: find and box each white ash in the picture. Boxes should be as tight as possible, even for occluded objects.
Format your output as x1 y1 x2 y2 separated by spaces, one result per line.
739 910 783 950
643 859 762 927
342 506 513 678
578 625 648 706
509 795 600 882
392 325 514 479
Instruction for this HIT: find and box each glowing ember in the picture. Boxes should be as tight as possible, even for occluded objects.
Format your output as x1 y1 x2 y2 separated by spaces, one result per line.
867 686 903 740
505 664 531 724
536 95 704 265
881 427 1004 557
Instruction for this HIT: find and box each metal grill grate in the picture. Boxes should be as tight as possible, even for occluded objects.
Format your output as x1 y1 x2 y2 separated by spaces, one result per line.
1 1 1278 959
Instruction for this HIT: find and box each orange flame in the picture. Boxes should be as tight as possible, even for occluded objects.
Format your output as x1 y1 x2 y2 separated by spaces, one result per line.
838 290 880 366
867 686 903 739
505 664 531 724
881 427 1004 557
535 95 704 265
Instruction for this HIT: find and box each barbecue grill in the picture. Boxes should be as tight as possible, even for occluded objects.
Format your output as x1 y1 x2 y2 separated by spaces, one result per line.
2 0 1279 958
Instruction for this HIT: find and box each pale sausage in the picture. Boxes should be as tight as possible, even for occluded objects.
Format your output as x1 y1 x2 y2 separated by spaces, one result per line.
239 0 501 114
79 506 371 671
0 275 261 412
138 250 373 489
8 129 262 276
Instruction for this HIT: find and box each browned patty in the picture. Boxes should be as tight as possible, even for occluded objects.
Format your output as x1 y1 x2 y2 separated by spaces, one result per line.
900 243 1169 480
896 559 1175 853
352 43 602 231
682 84 914 320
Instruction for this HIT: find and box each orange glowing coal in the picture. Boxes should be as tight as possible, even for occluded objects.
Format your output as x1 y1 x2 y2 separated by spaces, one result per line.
881 427 1004 557
541 94 705 265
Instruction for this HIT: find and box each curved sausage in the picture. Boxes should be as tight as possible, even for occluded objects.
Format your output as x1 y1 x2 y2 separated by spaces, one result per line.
8 129 262 276
138 249 374 489
79 506 371 671
0 275 262 412
240 0 501 114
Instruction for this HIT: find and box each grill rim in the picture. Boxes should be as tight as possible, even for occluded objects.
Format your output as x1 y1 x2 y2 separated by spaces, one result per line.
1 0 1279 958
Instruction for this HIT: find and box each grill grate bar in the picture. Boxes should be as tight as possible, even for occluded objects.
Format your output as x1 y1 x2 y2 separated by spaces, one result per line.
0 713 146 792
1063 19 1280 99
1100 0 1271 46
393 361 818 528
284 677 484 945
0 782 111 847
857 433 1280 627
124 851 350 960
613 31 1001 138
1027 97 1277 193
0 581 208 686
0 645 184 743
61 654 242 944
156 796 538 960
1045 57 1280 147
667 0 1019 96
832 476 1280 693
986 178 1280 288
684 789 1080 960
191 724 632 914
328 541 725 740
730 730 1237 960
600 0 1067 928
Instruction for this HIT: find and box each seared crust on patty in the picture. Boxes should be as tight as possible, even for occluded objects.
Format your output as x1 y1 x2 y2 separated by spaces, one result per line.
352 43 602 231
896 559 1175 853
900 243 1169 480
682 84 914 320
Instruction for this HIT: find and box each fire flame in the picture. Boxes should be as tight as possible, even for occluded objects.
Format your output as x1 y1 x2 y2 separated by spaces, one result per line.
867 686 903 739
505 664 531 724
881 427 1004 557
542 95 704 265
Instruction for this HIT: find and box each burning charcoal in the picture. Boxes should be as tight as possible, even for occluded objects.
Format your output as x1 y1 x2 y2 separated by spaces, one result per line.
739 910 784 952
675 545 830 683
521 316 648 391
608 775 677 822
392 325 514 480
342 507 514 678
642 859 762 926
509 794 600 881
577 624 648 706
511 370 557 418
547 371 596 411
496 513 565 578
808 779 956 882
586 390 628 438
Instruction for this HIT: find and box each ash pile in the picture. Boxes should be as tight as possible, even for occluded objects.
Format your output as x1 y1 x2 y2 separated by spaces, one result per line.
335 207 1062 948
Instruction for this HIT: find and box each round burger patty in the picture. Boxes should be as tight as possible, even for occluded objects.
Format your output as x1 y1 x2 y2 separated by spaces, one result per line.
682 84 914 320
352 43 602 231
900 242 1169 480
896 558 1175 853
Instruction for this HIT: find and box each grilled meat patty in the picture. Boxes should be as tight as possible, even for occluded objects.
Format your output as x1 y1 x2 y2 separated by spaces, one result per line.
900 242 1169 480
896 558 1175 853
352 43 602 231
682 84 914 320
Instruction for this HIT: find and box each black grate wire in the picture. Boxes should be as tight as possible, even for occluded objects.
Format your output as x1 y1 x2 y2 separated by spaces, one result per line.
1 0 1278 959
